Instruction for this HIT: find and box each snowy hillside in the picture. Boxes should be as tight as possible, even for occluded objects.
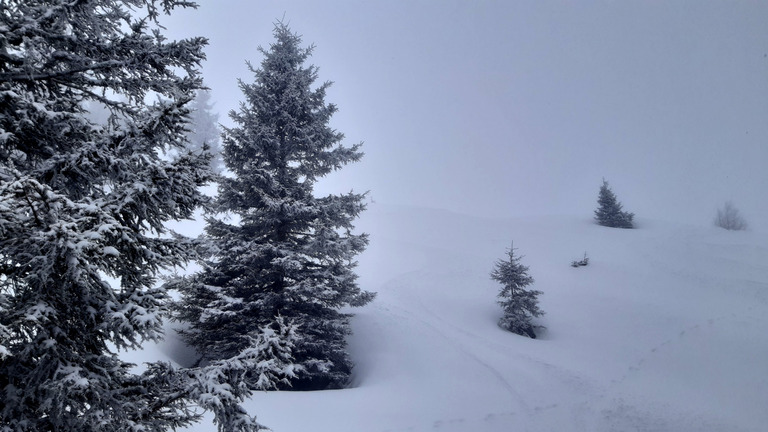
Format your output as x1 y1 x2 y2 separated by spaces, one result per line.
133 205 768 432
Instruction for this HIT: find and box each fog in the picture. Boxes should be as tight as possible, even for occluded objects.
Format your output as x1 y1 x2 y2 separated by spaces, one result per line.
164 1 768 231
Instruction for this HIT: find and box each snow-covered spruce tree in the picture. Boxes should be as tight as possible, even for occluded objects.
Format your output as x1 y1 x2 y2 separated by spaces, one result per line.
491 244 543 339
714 200 748 231
594 179 635 228
186 89 224 173
171 23 374 391
0 1 262 431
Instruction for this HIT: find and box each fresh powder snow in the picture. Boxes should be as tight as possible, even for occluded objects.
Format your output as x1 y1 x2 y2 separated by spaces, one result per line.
124 204 768 432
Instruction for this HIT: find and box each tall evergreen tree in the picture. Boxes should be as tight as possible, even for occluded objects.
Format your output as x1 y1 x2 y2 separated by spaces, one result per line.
491 244 543 339
186 89 224 173
594 179 635 228
0 1 262 430
172 23 374 391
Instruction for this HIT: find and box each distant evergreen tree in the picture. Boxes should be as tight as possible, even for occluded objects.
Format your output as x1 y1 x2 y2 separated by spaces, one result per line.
172 22 374 391
491 244 543 338
594 179 635 228
187 89 224 173
0 1 264 431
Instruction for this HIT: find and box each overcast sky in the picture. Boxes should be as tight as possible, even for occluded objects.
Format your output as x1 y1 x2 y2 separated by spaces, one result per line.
163 1 768 231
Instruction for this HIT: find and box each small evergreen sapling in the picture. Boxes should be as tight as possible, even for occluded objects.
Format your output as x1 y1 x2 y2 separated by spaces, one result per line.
491 244 544 338
594 179 635 228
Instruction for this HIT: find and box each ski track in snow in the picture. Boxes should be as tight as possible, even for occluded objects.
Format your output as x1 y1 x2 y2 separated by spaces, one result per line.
370 268 608 432
385 300 532 414
615 313 734 385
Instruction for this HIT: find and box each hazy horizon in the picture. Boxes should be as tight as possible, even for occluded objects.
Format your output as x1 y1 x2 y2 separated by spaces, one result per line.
163 1 768 231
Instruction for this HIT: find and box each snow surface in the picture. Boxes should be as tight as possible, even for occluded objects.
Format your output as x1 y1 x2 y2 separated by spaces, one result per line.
125 205 768 432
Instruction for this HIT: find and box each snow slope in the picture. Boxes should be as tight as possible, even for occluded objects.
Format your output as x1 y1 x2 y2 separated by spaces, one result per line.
130 205 768 432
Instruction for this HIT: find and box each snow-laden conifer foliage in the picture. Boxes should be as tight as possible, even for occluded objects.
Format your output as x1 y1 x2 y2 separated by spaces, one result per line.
594 179 635 228
0 1 262 431
491 244 543 338
172 23 374 391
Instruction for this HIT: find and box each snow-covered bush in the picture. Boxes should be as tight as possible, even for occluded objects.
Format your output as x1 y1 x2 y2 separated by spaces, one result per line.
571 252 589 267
714 201 748 231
